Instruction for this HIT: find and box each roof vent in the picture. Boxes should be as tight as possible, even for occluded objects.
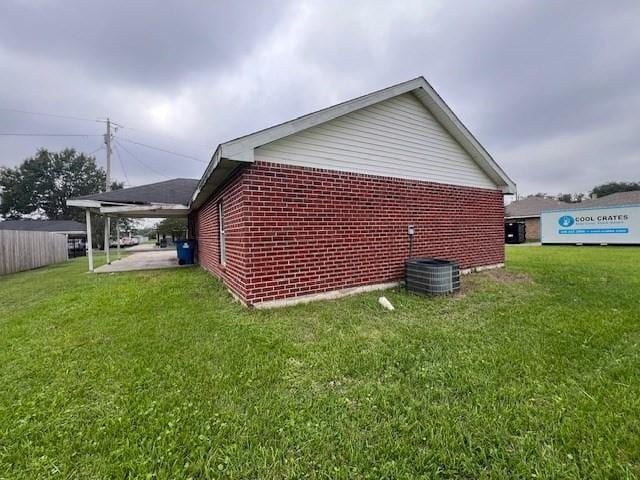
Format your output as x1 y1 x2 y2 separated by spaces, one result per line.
405 258 460 295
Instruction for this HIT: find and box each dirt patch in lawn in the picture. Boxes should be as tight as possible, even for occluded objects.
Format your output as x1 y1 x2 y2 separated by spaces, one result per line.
457 268 533 297
482 268 533 285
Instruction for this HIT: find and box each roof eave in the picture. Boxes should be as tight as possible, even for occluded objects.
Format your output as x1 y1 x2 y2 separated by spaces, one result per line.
412 80 516 193
66 199 103 209
190 156 248 210
99 203 190 217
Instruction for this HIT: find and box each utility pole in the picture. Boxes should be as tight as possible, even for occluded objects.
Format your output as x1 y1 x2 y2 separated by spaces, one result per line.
104 118 112 264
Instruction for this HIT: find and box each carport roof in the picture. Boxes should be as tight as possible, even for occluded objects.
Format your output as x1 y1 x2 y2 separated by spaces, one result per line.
74 178 199 206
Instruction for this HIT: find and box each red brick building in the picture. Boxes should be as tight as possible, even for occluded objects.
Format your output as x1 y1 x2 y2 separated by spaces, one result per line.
189 77 515 307
69 77 515 307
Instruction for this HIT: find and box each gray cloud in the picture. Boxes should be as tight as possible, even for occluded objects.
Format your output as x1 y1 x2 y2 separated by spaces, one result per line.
0 0 292 87
0 0 638 198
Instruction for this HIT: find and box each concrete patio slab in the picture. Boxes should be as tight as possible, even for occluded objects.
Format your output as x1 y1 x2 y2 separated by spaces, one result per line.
95 250 190 273
122 243 174 252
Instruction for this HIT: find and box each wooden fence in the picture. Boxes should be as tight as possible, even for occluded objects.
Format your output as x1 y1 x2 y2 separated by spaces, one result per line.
0 230 69 275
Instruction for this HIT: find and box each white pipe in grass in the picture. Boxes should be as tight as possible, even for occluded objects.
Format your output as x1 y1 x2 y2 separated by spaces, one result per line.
378 296 395 311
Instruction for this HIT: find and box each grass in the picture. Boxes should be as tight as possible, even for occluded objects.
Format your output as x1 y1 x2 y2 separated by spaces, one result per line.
0 247 638 479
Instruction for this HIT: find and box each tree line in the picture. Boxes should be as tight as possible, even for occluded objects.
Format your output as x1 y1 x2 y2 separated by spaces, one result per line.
0 148 132 247
527 181 640 203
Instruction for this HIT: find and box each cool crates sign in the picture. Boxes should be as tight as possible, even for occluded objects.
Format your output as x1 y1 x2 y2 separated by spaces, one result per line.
541 205 640 244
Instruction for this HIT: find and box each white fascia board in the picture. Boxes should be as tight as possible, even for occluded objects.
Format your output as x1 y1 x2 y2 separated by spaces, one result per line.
190 150 247 209
413 81 517 193
99 204 189 214
66 199 103 208
190 145 222 205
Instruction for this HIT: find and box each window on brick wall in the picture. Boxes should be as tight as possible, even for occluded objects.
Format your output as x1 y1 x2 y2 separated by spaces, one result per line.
218 200 225 265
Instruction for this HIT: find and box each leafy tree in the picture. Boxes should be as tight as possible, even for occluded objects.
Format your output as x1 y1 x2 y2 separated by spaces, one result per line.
0 148 134 248
157 217 188 239
590 181 640 198
0 148 121 221
556 193 585 203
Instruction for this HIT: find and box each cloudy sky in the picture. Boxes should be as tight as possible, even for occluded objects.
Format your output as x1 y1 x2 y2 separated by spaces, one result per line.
1 0 638 197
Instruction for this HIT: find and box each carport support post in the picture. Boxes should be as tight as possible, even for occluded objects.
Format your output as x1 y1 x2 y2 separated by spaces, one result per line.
116 217 121 260
105 216 111 265
86 209 94 272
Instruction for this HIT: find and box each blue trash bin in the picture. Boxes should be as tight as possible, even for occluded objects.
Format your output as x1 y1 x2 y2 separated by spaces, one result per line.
176 239 196 265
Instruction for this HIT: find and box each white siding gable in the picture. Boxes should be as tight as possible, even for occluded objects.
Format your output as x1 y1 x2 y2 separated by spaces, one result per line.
254 92 498 190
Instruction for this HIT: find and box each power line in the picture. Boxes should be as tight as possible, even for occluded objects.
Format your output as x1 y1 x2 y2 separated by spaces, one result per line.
0 107 100 123
112 144 131 186
117 123 212 149
88 145 104 155
117 137 207 163
1 106 211 148
0 132 102 137
0 106 213 152
114 140 171 179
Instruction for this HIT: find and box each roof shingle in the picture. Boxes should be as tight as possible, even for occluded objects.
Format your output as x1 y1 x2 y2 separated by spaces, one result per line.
73 178 199 205
564 190 640 210
505 197 567 218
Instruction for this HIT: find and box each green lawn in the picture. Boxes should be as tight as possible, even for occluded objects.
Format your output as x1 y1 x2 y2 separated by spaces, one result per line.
0 247 638 479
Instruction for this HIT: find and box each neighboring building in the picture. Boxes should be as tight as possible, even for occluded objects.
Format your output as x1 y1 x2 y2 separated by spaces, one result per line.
0 219 87 235
506 191 640 242
69 77 516 307
566 190 640 209
505 197 568 241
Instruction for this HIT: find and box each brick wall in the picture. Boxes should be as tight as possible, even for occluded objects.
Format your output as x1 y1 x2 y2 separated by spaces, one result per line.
524 217 540 241
193 172 249 301
194 161 505 305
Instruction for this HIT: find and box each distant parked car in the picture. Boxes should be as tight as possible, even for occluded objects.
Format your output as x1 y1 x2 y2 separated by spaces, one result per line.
108 238 140 248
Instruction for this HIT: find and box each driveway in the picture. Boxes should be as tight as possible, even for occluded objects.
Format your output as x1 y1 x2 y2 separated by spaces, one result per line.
95 250 187 273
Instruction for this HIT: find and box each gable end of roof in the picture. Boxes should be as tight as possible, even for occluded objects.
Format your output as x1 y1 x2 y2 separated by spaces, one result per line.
192 77 516 206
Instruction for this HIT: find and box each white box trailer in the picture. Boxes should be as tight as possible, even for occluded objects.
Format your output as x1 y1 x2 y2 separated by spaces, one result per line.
541 204 640 245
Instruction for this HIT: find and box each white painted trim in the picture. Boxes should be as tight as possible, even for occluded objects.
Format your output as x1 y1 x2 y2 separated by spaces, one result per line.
116 216 121 260
85 209 93 272
190 146 221 205
253 281 401 309
51 230 86 235
99 204 189 214
413 83 515 193
67 199 103 208
105 217 110 264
